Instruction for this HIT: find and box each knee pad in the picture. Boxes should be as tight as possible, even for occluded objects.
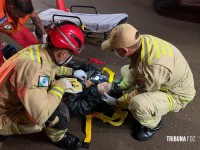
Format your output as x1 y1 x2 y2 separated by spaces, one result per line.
45 102 70 130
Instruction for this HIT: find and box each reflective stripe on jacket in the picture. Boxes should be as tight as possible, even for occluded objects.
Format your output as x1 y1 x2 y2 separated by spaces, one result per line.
118 35 196 108
0 44 72 131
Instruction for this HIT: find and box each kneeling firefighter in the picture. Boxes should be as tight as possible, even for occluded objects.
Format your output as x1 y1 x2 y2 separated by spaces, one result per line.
0 21 86 149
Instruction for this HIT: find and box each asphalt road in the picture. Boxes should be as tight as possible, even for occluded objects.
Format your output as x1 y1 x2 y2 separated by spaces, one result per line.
0 0 200 150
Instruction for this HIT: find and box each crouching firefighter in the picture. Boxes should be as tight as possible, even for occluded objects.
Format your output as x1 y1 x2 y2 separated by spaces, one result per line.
0 21 86 149
101 24 196 141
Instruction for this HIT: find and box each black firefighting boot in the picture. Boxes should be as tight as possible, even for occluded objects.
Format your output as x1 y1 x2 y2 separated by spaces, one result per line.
0 135 7 142
134 120 162 141
55 132 82 150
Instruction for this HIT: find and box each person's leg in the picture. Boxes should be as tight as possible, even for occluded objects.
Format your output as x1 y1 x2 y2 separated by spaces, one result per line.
44 101 81 149
0 110 42 142
0 102 81 149
129 91 183 141
9 26 39 48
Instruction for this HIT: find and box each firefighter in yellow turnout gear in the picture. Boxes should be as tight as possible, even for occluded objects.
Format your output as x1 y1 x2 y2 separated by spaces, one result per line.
0 22 86 150
101 24 196 141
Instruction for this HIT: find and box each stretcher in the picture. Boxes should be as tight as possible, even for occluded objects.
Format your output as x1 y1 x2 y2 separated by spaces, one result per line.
38 7 128 39
82 67 128 148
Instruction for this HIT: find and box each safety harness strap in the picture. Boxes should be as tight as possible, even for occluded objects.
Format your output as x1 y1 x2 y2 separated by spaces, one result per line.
83 67 128 148
101 67 115 83
82 115 92 148
82 110 128 148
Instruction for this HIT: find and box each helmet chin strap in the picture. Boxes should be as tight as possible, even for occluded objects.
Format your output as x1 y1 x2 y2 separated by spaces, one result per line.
46 45 73 66
58 55 73 66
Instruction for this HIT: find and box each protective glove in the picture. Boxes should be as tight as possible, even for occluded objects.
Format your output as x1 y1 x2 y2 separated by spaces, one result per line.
2 44 17 59
42 34 48 44
61 78 82 93
61 78 75 90
102 93 117 105
73 69 87 81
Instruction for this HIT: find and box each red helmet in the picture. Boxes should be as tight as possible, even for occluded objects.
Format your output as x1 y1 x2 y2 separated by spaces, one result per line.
49 21 84 54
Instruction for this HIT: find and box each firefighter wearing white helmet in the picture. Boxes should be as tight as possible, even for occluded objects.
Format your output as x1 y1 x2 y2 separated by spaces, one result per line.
0 21 86 149
101 23 196 141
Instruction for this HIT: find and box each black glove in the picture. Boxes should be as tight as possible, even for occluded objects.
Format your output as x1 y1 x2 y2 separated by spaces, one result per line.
2 44 17 59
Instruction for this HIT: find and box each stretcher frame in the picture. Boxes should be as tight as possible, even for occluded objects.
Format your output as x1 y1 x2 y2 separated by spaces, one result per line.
37 5 128 39
69 5 128 39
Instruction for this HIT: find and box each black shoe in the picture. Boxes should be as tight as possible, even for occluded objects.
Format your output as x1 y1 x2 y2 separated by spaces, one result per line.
55 132 82 150
134 121 162 141
0 135 7 142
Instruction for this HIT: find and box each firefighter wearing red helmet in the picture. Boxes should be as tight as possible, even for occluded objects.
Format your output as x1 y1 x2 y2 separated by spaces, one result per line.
49 22 84 55
0 22 87 149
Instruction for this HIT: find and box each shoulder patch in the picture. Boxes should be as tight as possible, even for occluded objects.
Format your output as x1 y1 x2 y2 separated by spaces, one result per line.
38 76 50 87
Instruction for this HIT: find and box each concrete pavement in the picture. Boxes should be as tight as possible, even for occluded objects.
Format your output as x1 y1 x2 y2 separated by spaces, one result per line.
0 0 200 150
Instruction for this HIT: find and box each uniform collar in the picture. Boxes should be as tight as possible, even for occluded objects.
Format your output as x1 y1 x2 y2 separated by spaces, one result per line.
40 45 57 67
129 45 142 69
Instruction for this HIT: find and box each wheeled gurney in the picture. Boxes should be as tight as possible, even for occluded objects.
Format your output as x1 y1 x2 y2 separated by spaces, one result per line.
38 7 128 39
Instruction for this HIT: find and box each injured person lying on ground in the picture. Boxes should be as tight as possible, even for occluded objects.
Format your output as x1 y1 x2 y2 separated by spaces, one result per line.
61 62 123 116
63 80 122 116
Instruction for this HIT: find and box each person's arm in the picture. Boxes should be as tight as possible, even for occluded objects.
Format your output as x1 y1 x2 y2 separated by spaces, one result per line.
119 66 136 90
56 66 73 76
116 65 171 108
30 11 47 43
64 93 86 116
83 80 94 88
56 66 87 81
63 87 104 116
64 93 96 116
13 60 66 126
